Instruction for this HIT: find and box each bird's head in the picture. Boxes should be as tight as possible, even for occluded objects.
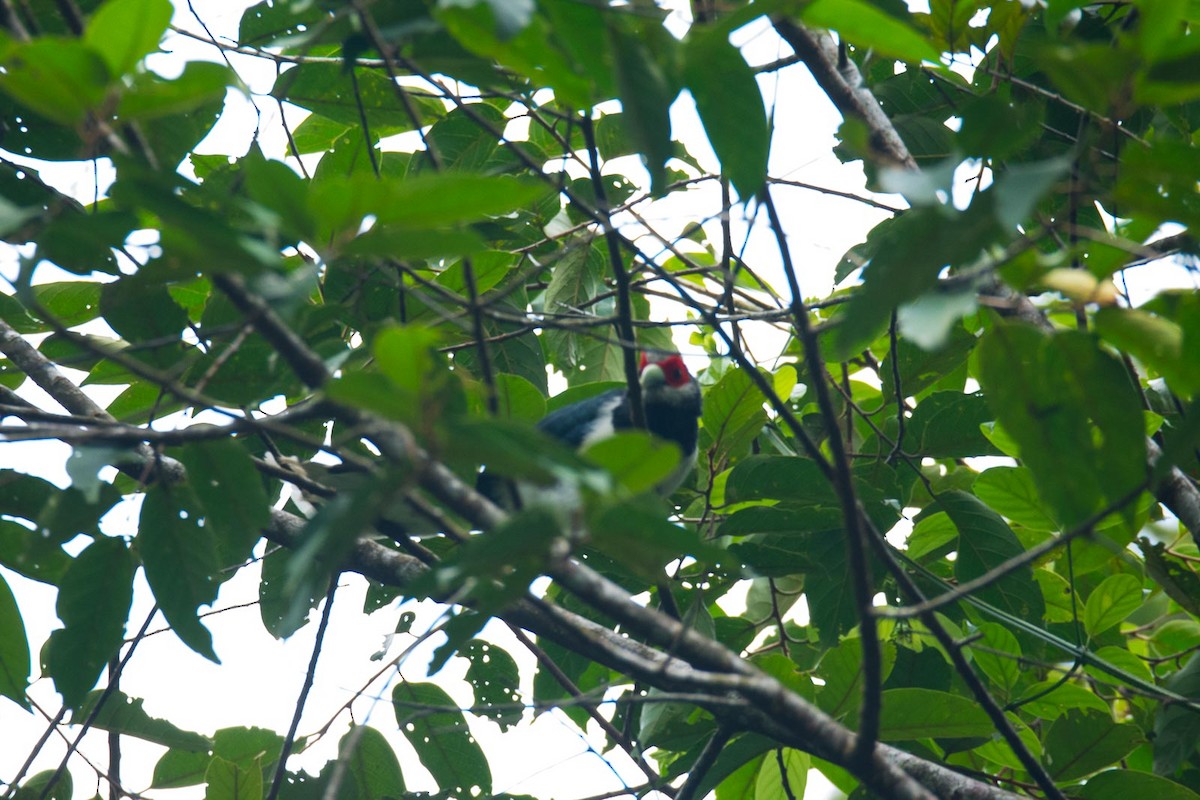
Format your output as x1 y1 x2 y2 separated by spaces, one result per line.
639 352 699 406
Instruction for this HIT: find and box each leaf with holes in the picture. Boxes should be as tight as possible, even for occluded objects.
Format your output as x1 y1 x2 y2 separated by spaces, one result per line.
393 681 492 795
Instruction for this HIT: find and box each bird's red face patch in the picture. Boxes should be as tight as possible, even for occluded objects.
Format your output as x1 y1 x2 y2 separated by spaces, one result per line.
641 353 692 388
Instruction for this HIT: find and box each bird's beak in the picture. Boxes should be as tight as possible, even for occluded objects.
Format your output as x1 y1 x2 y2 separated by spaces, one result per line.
640 363 666 389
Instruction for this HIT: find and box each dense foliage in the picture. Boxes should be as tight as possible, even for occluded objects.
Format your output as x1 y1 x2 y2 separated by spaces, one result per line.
1 0 1200 799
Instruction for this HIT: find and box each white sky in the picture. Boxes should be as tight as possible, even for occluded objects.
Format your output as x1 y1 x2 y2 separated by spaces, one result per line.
0 1 1027 799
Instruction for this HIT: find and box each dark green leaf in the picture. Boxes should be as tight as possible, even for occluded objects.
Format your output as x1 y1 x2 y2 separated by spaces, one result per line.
1076 770 1200 800
392 681 492 795
816 637 896 721
83 0 172 77
272 62 443 133
75 689 212 751
0 39 109 125
939 491 1045 621
100 272 189 366
683 28 768 199
877 688 995 740
258 545 321 640
1045 709 1143 781
725 456 836 505
690 733 776 799
179 440 269 573
460 639 522 731
13 770 72 800
139 485 220 661
204 755 263 800
902 391 1001 458
117 62 232 122
802 0 942 64
1153 653 1200 775
831 202 999 358
1083 573 1143 637
972 467 1058 531
608 23 675 195
0 572 31 709
43 537 134 708
339 726 406 798
977 324 1147 527
583 432 681 494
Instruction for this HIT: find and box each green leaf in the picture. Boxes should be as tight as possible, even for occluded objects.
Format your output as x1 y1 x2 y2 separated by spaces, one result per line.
43 537 135 708
904 511 958 561
0 519 73 586
831 202 998 358
139 485 221 662
100 272 189 367
683 28 768 200
84 0 173 77
815 637 896 721
204 755 262 800
992 156 1072 231
33 281 103 326
0 572 31 709
392 681 492 795
436 1 593 107
881 326 975 400
1076 770 1200 800
491 373 546 422
1095 307 1200 399
13 770 72 800
969 622 1021 696
938 491 1045 621
0 39 110 125
412 101 511 174
1044 708 1143 781
589 500 725 580
117 62 232 122
692 734 776 799
703 367 776 463
1083 573 1144 637
877 688 995 739
76 689 212 751
311 173 548 242
977 324 1146 527
801 0 942 64
459 639 522 731
1153 653 1200 775
754 748 809 800
179 440 269 573
338 726 406 798
608 23 675 196
902 391 1001 458
583 431 681 494
724 456 836 505
272 62 443 133
805 531 858 646
1015 678 1110 720
258 545 321 640
972 467 1058 531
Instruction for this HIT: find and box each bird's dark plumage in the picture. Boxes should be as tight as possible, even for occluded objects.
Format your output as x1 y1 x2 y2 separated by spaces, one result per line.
479 353 702 505
538 353 702 495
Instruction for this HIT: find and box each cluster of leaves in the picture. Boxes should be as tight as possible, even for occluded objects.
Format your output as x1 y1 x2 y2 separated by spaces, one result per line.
1 0 1200 799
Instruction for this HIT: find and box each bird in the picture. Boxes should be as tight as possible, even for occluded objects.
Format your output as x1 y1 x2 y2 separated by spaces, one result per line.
536 352 702 496
480 352 702 508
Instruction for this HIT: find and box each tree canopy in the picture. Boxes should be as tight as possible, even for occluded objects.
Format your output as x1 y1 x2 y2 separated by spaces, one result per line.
2 1 1200 799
